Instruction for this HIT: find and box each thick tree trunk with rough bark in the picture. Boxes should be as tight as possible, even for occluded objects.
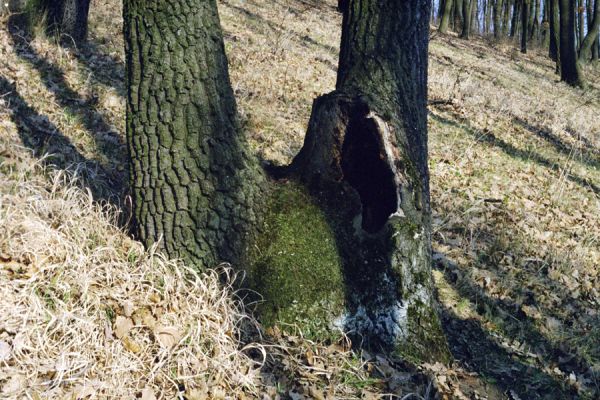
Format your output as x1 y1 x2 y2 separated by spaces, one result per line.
579 0 600 61
281 0 450 362
559 0 585 86
124 0 265 269
440 0 454 33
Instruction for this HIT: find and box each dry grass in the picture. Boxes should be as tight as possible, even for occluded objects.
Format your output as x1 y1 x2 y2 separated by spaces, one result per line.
1 0 599 398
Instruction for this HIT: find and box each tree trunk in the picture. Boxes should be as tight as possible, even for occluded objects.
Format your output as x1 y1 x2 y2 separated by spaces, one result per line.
511 0 521 36
124 0 265 269
542 0 551 48
38 0 91 43
578 0 600 61
559 0 586 86
522 0 529 52
283 0 450 362
456 0 465 30
578 0 585 48
495 0 505 37
550 0 561 60
462 0 473 37
440 0 455 33
503 0 512 35
532 0 541 40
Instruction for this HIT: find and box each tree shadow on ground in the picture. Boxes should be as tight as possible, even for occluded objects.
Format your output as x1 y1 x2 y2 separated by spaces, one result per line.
513 117 600 171
72 39 125 95
219 0 338 55
6 17 128 202
429 111 600 195
0 75 118 203
431 193 599 398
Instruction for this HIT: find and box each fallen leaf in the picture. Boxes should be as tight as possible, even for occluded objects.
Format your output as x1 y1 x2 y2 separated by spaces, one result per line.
154 325 181 349
122 336 141 353
1 374 26 394
0 341 11 361
141 387 157 400
114 316 133 339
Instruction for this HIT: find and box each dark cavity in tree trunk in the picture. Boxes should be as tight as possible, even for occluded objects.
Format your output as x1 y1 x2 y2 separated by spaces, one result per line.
341 114 398 234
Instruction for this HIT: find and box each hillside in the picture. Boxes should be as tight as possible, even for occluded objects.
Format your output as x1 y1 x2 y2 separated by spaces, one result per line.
1 0 599 398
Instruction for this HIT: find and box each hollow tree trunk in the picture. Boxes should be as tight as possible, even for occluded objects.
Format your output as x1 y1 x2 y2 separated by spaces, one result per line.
282 0 450 362
559 0 586 86
522 0 529 52
39 0 91 43
440 0 454 33
124 0 265 269
578 0 600 61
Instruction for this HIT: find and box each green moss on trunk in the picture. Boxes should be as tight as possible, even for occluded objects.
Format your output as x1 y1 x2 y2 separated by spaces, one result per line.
246 182 345 340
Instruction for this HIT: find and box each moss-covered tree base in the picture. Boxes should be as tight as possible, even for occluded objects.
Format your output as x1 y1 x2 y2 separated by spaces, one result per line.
245 93 451 364
245 181 346 341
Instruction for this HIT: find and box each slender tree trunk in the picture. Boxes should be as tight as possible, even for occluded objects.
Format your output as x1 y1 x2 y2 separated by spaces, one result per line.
559 0 585 86
495 0 505 37
542 0 551 48
532 0 541 39
283 0 450 362
503 0 512 35
37 0 91 43
550 0 561 60
124 0 266 269
503 0 511 35
579 0 600 60
11 0 90 43
511 0 521 36
440 0 455 32
462 0 473 37
522 0 530 51
456 0 465 30
578 0 585 48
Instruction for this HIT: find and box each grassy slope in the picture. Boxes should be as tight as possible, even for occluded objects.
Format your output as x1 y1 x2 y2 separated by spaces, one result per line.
0 0 599 398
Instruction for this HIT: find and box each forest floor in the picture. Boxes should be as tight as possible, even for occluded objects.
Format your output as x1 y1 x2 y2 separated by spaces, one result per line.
1 0 599 399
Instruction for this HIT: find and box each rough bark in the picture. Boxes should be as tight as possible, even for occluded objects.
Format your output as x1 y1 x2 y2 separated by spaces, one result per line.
282 0 450 362
559 0 586 86
124 0 265 269
578 0 600 61
522 0 529 52
440 0 454 33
